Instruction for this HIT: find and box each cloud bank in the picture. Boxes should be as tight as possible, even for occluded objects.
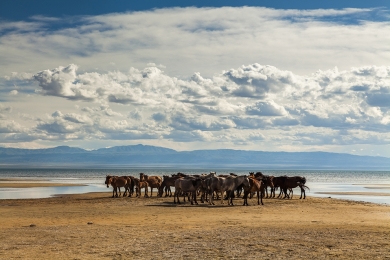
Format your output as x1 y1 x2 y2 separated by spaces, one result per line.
2 63 390 155
1 6 390 156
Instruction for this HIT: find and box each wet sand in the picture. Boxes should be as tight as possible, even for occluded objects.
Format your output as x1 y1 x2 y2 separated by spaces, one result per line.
0 190 389 259
0 182 85 188
318 191 390 196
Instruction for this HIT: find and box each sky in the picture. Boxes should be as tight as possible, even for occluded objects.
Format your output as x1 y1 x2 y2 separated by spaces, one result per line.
1 1 390 157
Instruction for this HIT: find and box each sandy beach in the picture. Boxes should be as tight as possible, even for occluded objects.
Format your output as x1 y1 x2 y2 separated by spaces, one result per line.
0 183 389 260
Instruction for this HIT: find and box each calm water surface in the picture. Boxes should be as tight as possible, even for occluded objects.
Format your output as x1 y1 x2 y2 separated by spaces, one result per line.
0 169 389 204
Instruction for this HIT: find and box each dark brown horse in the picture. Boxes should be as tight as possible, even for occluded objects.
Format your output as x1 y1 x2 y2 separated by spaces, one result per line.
261 175 274 198
279 176 309 199
158 175 182 197
269 176 286 198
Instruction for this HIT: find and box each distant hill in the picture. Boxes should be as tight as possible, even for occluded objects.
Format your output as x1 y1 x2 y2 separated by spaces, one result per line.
0 144 389 170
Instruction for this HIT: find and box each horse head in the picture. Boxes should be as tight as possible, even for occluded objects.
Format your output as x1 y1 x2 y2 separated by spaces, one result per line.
105 175 112 187
242 176 251 188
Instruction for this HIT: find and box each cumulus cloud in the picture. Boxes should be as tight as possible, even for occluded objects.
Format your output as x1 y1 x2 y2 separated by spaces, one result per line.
2 61 390 155
0 120 24 133
246 100 288 116
14 62 389 147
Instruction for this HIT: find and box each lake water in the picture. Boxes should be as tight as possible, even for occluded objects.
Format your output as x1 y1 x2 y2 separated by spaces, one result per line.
0 168 389 204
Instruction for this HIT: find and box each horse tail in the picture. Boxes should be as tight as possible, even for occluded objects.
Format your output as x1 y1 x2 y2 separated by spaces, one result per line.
301 184 310 191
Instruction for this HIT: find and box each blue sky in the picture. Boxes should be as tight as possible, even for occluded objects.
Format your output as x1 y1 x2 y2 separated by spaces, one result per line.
1 1 390 157
1 0 390 20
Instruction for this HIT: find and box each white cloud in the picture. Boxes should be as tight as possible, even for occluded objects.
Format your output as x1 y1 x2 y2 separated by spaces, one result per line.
0 120 24 133
1 6 390 156
11 63 390 141
246 100 288 116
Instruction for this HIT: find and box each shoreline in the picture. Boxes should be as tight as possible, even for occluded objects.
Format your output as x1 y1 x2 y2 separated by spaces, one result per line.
0 182 86 188
317 191 390 197
0 193 389 259
0 181 389 205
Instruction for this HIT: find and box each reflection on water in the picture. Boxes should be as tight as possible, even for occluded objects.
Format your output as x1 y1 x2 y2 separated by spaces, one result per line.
309 182 390 205
0 184 108 199
0 182 389 205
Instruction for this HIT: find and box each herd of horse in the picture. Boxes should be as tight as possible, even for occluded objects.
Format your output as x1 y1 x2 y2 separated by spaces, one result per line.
104 172 309 206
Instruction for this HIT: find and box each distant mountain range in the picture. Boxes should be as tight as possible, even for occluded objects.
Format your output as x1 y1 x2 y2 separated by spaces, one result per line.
0 144 389 170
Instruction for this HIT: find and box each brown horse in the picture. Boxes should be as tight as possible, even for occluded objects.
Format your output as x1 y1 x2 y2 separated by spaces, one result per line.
243 177 265 206
140 173 162 197
105 175 131 198
132 177 149 198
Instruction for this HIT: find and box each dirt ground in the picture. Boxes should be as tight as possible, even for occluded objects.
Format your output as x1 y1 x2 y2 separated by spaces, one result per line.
0 189 389 260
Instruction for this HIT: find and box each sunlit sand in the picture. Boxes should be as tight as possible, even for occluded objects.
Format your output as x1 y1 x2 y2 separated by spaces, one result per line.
0 189 389 259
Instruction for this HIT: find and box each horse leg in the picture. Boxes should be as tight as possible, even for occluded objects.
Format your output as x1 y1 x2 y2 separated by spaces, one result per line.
112 187 115 198
278 187 284 198
284 188 290 199
262 186 265 205
190 192 194 205
194 192 198 205
243 191 248 206
127 185 131 197
229 191 234 206
177 190 181 204
300 186 306 199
